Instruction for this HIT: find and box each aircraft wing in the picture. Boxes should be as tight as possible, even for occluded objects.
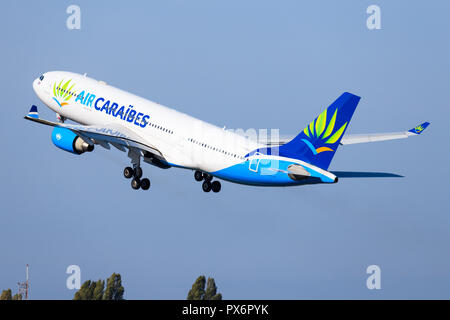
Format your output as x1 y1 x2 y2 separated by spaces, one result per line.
24 105 163 157
257 122 430 146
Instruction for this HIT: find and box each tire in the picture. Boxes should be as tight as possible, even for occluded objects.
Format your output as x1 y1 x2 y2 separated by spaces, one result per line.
194 170 203 182
134 167 143 179
140 178 151 190
202 181 212 192
124 167 134 179
131 178 141 190
203 173 213 181
211 181 221 193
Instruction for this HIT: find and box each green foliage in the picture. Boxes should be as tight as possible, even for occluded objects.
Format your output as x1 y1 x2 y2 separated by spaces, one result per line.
0 289 12 300
187 276 222 300
204 278 222 300
12 293 22 300
1 289 22 300
73 273 123 300
103 273 124 300
93 280 105 300
73 280 95 300
187 276 206 300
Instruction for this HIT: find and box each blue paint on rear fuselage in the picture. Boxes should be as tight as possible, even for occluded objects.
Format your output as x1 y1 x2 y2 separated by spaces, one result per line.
211 157 333 186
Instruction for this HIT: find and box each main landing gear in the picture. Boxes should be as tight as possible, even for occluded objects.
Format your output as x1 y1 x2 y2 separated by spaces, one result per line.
194 170 221 193
125 149 150 191
124 166 150 190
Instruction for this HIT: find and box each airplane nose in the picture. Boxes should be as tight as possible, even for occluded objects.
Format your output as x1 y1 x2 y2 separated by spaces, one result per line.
33 76 43 93
32 78 38 93
33 74 47 95
33 74 48 98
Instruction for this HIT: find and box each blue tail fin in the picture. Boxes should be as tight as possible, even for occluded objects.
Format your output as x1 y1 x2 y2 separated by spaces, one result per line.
278 92 360 170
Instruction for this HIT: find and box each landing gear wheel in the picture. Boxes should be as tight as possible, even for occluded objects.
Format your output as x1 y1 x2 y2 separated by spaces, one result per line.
124 167 134 179
203 173 213 181
202 180 212 192
211 181 221 193
131 178 141 190
134 167 143 179
194 171 203 181
140 178 151 190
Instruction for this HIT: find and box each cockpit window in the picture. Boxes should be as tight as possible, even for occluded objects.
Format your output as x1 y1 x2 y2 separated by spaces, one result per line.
39 75 44 81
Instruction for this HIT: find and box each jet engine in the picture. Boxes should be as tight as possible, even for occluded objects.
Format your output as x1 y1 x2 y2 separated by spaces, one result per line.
51 127 94 155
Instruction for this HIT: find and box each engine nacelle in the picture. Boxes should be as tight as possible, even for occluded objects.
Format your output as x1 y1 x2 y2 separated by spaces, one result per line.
51 127 94 155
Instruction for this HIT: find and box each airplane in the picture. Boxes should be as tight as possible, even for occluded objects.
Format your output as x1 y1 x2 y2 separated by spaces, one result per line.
25 71 430 193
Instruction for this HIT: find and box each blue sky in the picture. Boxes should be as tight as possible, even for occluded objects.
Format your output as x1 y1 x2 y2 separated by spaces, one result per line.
0 0 449 299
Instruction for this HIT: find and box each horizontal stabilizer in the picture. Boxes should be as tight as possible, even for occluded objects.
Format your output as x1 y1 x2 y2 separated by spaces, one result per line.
331 171 404 178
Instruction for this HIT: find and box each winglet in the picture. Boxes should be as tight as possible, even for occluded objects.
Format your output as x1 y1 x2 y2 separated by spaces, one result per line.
27 105 39 119
408 122 430 135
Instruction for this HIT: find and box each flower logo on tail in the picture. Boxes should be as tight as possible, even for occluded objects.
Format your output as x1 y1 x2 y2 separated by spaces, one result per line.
301 108 347 155
413 125 425 134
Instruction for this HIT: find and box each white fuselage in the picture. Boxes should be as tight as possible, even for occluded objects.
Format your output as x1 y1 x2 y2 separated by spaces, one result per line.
33 71 260 172
32 71 337 186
